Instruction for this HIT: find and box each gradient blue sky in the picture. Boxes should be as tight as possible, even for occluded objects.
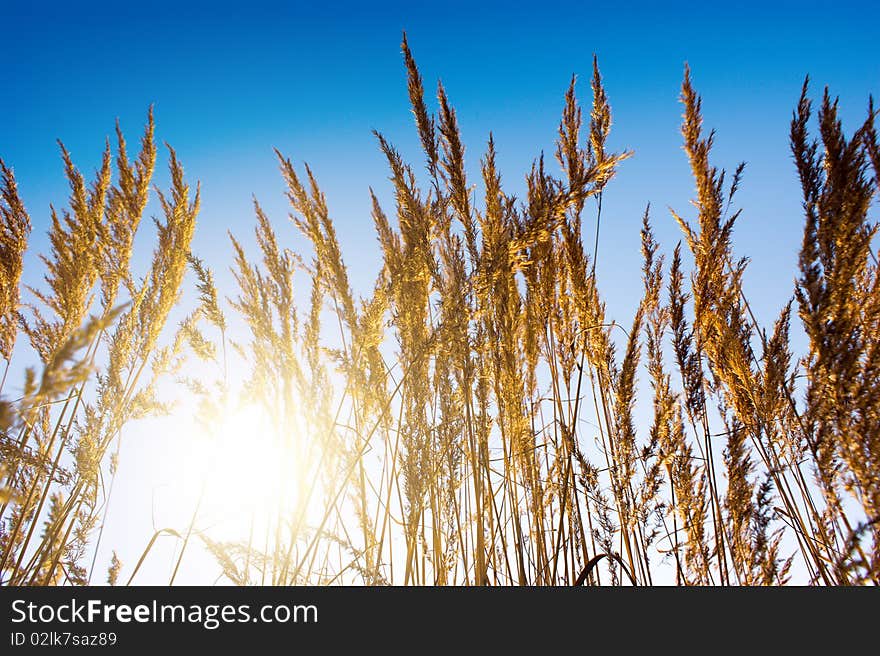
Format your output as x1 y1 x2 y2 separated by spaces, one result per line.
3 0 878 582
4 0 878 321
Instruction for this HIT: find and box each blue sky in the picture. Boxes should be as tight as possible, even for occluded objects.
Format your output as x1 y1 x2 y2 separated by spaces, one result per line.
4 0 878 323
3 0 878 583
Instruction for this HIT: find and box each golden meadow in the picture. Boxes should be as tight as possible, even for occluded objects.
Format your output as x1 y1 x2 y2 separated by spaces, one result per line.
1 36 878 586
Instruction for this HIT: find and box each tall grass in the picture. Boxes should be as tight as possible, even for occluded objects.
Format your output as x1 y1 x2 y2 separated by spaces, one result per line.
0 111 200 585
1 36 878 585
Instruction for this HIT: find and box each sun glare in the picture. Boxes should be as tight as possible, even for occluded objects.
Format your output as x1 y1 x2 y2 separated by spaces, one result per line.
168 399 310 549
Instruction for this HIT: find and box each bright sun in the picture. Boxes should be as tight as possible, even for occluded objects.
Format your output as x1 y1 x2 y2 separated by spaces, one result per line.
167 399 310 551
